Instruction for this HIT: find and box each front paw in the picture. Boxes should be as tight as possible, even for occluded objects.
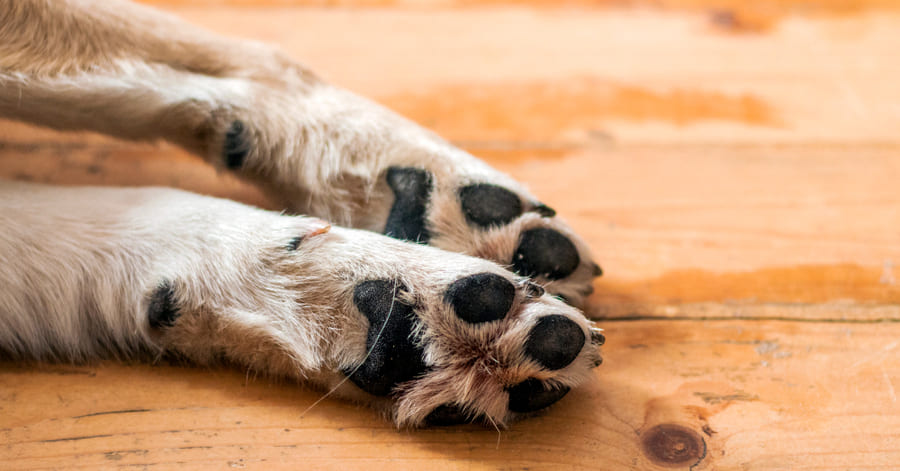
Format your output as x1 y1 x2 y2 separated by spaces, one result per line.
381 164 601 307
340 267 603 427
203 86 600 306
147 221 602 427
321 231 604 427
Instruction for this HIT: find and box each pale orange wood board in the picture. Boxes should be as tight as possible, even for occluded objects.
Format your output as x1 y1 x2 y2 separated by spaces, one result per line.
3 319 899 470
2 2 899 470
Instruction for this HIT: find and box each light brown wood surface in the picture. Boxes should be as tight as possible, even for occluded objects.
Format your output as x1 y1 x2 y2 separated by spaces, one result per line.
2 1 899 469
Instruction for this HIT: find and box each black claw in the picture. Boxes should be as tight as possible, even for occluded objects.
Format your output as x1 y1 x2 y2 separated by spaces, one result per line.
458 184 523 228
591 262 603 278
147 280 180 329
507 378 571 413
532 203 557 218
344 280 426 396
425 404 472 426
590 330 606 346
223 120 249 169
523 281 545 299
512 228 580 280
383 167 433 244
524 315 585 371
445 273 515 324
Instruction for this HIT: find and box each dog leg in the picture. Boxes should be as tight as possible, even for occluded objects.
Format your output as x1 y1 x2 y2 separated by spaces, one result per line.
0 180 602 426
0 0 601 305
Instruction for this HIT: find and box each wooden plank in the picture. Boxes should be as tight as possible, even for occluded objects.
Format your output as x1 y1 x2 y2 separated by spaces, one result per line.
150 7 900 149
2 3 900 470
3 319 899 470
4 129 897 316
0 121 272 209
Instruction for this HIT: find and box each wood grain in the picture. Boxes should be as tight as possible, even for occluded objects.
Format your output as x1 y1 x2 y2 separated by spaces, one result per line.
2 1 899 469
3 319 899 470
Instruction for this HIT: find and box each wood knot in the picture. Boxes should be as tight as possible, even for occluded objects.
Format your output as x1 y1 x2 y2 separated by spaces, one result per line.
640 423 706 467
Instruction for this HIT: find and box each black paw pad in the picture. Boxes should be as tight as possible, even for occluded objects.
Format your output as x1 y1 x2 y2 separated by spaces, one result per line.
286 236 304 251
344 280 426 396
507 378 571 413
459 184 523 228
444 273 515 324
512 228 580 280
147 280 180 329
223 120 250 169
524 315 585 370
384 167 433 243
425 404 471 426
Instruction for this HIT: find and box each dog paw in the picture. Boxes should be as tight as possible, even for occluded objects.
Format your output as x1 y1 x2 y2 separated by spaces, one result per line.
379 164 601 307
148 218 602 428
342 270 603 427
204 85 600 306
322 232 605 427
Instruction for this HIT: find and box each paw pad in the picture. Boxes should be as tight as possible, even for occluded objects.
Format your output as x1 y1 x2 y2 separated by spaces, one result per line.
512 228 580 280
459 184 523 228
507 378 571 413
223 120 250 169
425 404 472 426
344 280 426 396
445 273 515 324
384 167 433 243
524 315 584 370
147 280 180 329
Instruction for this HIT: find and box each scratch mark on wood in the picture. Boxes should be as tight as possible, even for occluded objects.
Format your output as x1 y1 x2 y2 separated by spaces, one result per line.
40 433 114 443
754 341 779 355
105 449 149 461
694 391 759 405
883 368 897 403
74 408 152 419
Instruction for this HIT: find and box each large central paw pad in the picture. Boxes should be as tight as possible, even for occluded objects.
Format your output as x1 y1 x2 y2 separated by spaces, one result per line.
344 280 426 396
344 269 602 427
383 167 432 244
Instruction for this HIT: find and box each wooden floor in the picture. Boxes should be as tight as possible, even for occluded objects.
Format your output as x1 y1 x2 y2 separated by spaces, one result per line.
2 1 900 469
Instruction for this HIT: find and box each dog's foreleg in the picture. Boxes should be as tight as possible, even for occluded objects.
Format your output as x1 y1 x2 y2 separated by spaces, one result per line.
0 0 600 304
0 179 603 426
0 180 335 367
0 0 316 153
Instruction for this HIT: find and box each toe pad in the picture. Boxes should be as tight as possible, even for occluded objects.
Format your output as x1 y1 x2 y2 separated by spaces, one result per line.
524 315 585 370
444 273 515 324
507 378 571 413
512 228 580 280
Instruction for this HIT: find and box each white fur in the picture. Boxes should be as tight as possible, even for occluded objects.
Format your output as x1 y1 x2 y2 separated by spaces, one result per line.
0 0 603 426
